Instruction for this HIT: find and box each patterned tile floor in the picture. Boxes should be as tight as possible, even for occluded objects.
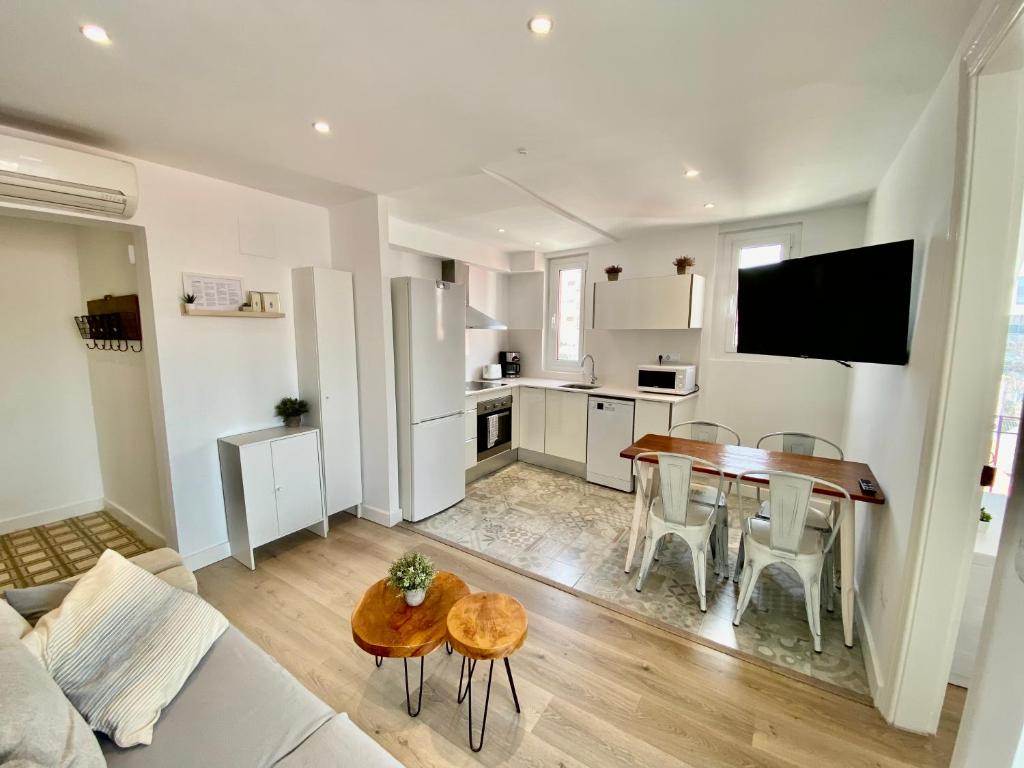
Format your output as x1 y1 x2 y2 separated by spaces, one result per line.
414 461 869 696
0 512 150 592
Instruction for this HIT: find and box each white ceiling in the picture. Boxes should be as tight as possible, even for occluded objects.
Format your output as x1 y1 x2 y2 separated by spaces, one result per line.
0 1 979 251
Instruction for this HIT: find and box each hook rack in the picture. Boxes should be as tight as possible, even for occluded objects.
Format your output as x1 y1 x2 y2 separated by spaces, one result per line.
74 294 143 353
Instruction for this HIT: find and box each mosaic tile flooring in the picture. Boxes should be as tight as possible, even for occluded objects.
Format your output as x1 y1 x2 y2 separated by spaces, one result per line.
0 512 150 592
413 461 869 697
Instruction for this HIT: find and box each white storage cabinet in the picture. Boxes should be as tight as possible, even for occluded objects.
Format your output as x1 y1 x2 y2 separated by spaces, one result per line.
219 427 327 570
519 386 547 453
544 389 589 463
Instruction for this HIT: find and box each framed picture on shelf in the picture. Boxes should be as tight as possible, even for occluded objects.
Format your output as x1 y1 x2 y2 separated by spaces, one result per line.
261 292 281 313
248 291 265 312
182 273 244 310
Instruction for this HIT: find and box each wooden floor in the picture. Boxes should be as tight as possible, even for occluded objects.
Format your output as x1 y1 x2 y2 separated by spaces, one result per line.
197 515 965 768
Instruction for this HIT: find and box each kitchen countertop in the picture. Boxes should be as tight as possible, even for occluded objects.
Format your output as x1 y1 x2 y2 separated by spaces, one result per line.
465 376 699 404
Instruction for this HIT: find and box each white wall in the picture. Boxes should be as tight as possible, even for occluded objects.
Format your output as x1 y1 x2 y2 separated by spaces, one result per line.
0 217 104 529
76 227 165 543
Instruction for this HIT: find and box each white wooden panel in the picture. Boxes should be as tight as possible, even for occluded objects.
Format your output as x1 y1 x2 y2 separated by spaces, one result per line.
271 432 325 535
239 442 278 547
633 399 671 442
465 409 477 440
592 274 704 330
519 387 546 453
465 438 477 469
545 389 588 463
670 397 699 429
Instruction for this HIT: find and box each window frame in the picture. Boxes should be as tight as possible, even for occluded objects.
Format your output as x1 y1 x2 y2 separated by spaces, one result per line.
544 253 589 373
720 224 802 355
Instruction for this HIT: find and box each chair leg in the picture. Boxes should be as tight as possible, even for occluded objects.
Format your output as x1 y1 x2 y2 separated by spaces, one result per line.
635 531 659 592
693 544 707 612
733 535 746 583
803 573 823 653
718 508 729 577
733 556 763 625
824 550 835 613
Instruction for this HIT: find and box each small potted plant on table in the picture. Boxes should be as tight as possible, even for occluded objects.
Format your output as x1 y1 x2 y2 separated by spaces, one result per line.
604 265 623 282
388 552 436 607
673 256 695 275
275 397 309 428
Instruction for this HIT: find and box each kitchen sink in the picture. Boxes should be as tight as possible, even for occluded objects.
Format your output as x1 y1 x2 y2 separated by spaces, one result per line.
560 383 601 390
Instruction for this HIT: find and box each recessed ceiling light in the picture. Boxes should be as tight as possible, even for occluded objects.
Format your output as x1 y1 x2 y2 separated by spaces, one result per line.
498 228 506 233
704 202 715 209
535 241 541 246
81 24 111 45
312 121 331 134
528 15 553 35
684 169 700 178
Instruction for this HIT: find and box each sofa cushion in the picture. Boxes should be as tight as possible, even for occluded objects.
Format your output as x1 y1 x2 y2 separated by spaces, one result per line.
0 639 104 768
22 549 228 747
0 600 30 641
99 626 334 768
274 713 404 768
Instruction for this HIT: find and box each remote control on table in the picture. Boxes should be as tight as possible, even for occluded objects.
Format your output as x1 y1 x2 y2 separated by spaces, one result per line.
858 478 877 496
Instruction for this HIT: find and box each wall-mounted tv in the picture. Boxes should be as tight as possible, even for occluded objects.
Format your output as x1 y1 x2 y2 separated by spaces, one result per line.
736 239 914 365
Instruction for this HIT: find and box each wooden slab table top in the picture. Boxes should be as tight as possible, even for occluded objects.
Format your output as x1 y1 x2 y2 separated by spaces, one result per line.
620 434 885 505
351 571 470 658
620 434 885 649
447 592 529 661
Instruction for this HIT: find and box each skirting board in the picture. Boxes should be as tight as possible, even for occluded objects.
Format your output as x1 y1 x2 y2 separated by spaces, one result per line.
517 448 586 479
183 541 232 572
856 591 886 710
0 498 104 536
103 499 167 548
361 503 402 528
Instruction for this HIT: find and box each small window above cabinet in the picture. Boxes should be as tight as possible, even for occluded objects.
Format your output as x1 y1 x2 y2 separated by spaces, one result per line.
592 274 705 330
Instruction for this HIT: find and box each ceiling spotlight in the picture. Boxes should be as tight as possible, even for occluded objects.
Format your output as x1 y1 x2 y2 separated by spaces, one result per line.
535 241 542 246
312 121 331 134
528 15 553 35
684 169 700 178
498 228 506 233
703 202 715 209
81 24 111 45
517 147 529 155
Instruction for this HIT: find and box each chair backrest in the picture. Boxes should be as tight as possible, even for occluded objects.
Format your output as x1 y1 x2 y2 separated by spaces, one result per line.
756 431 844 460
635 452 724 526
737 470 850 555
670 420 741 446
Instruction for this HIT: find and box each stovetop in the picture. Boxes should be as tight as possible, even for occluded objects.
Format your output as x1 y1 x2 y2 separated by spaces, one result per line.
465 381 508 391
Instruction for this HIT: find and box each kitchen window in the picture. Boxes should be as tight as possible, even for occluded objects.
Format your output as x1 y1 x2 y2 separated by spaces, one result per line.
721 224 802 353
545 254 588 372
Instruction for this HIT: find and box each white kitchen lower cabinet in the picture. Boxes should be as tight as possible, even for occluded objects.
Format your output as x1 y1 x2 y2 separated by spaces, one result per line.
519 386 547 453
544 389 589 463
218 427 327 570
633 400 672 441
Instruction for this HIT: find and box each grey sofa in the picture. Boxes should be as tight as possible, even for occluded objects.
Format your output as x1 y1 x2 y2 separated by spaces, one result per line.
2 549 402 768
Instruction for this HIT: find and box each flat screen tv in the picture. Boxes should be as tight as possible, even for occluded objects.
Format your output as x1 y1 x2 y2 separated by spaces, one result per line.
736 240 914 365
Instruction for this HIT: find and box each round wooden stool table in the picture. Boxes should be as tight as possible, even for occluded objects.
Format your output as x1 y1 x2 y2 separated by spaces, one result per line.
446 592 528 752
351 571 470 717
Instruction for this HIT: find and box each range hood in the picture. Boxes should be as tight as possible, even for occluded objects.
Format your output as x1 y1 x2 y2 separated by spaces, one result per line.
441 259 507 330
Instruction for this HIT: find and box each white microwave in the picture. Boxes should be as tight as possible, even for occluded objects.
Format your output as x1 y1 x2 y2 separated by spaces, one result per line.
636 364 697 395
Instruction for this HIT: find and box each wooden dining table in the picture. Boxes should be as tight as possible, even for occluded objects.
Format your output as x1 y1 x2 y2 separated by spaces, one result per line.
620 434 886 648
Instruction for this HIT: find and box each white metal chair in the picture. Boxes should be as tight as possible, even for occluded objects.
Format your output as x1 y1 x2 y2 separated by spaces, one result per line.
732 470 849 652
743 432 845 609
670 420 741 576
634 452 725 611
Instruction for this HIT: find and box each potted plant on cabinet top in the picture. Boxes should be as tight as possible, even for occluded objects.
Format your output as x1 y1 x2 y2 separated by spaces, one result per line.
275 397 309 428
388 551 436 607
979 507 992 533
673 256 695 275
604 265 623 282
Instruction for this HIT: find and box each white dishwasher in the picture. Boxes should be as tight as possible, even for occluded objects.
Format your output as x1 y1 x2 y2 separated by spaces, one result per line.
586 397 635 492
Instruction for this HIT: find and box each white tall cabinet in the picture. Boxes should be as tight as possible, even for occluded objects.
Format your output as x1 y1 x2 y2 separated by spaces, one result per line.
218 427 327 570
292 267 363 516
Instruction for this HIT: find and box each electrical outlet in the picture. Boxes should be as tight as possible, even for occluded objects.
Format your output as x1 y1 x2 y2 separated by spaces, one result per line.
659 352 683 363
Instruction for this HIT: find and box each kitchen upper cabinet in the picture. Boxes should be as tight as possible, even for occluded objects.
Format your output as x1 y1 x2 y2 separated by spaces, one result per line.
592 274 705 330
544 389 588 463
219 427 327 570
519 386 546 453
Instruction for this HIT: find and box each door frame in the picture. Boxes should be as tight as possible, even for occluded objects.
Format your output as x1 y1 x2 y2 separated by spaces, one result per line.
884 0 1024 732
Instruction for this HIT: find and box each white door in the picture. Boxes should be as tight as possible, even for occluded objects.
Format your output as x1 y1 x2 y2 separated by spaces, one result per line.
408 279 466 423
519 387 546 453
313 269 362 513
271 433 325 535
240 442 278 547
408 413 465 521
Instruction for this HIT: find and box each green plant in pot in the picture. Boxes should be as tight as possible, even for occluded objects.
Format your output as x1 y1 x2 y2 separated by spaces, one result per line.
388 552 436 606
605 265 623 282
275 397 309 428
980 507 992 524
673 255 695 275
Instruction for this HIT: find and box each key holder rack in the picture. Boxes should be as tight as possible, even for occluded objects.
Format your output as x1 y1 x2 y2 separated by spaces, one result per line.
74 293 143 352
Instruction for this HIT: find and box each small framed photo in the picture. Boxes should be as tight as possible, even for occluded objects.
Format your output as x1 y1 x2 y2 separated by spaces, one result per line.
261 292 281 313
248 291 265 312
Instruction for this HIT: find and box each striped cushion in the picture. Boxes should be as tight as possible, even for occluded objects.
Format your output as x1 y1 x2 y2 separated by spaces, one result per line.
21 549 228 748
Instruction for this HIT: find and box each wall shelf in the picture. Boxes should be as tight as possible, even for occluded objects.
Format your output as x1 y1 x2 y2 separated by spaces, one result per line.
182 306 285 319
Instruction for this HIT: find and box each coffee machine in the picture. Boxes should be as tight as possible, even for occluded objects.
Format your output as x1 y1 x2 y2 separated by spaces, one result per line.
499 351 521 378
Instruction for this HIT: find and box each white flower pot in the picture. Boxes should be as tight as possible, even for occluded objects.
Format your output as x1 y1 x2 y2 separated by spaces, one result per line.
404 588 425 607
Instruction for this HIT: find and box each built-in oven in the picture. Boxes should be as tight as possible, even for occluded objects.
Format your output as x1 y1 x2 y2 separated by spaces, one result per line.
477 394 513 461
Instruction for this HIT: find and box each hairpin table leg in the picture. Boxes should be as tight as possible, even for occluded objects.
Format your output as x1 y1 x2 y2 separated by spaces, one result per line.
445 641 453 655
404 657 424 717
504 658 521 713
466 659 494 752
457 655 469 703
374 655 383 668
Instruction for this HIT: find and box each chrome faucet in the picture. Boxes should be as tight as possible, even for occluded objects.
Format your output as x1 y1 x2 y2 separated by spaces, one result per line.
581 354 597 385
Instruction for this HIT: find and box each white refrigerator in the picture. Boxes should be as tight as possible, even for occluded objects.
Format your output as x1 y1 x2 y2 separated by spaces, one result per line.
392 277 467 522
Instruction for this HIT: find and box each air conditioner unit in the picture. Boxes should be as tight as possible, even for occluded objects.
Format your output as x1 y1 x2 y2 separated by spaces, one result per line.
0 134 138 218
